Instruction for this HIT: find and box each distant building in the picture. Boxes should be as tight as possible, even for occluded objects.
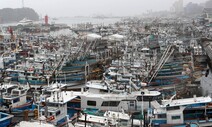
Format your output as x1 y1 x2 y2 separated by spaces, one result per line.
171 0 184 14
202 8 212 23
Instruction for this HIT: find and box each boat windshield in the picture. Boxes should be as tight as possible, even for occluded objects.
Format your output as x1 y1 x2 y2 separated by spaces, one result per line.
136 94 162 102
3 99 12 104
47 103 60 107
11 90 20 96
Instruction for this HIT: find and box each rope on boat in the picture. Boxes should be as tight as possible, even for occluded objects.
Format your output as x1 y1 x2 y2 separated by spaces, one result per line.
46 115 55 122
148 45 175 84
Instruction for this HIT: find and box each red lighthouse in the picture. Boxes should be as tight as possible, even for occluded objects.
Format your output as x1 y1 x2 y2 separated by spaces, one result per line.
45 15 48 25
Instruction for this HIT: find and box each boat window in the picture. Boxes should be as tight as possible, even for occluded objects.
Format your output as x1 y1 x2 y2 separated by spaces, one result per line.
153 95 162 101
47 103 58 107
166 106 180 111
100 89 108 93
2 89 6 93
60 104 64 107
101 101 120 107
87 101 96 106
42 111 45 116
8 87 16 94
137 96 153 101
172 115 181 120
43 91 51 95
3 99 11 104
49 112 53 116
56 110 61 116
21 90 25 94
158 114 166 118
119 119 128 126
12 90 20 95
13 98 20 103
129 101 134 106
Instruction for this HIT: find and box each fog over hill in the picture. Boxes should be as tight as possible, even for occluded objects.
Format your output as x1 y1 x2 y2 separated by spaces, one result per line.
0 7 39 23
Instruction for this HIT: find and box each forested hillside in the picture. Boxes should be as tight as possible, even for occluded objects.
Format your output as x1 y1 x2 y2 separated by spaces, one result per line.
0 8 39 23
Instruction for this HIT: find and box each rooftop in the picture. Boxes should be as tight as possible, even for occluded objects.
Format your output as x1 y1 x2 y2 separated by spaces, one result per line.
164 96 212 107
17 121 55 127
46 91 77 104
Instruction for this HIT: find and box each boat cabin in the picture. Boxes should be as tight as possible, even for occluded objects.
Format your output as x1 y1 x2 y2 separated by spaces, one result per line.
150 96 212 126
41 90 76 126
3 87 28 108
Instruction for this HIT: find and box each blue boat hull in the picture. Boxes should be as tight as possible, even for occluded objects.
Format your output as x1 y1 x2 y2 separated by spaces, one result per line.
0 112 13 127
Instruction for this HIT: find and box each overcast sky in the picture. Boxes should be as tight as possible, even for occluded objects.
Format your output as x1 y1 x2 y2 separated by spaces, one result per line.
0 0 209 17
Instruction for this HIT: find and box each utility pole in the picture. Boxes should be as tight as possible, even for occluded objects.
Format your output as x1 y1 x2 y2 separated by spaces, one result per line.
22 0 24 8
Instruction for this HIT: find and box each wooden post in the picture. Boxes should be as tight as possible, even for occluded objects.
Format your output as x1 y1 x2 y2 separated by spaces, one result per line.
24 110 29 121
34 109 38 119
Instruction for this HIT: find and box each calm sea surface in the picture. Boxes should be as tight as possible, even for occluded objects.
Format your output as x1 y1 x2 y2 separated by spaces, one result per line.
1 17 122 26
54 17 122 26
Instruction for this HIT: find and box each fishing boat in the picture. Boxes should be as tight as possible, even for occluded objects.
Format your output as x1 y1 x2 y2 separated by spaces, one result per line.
73 89 160 113
6 62 47 85
0 85 35 115
38 78 160 124
1 52 16 67
0 82 19 96
45 79 161 116
149 95 212 127
73 108 142 127
40 88 75 126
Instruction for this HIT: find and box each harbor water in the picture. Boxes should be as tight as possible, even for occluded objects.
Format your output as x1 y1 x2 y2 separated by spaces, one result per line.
55 17 122 26
0 17 122 27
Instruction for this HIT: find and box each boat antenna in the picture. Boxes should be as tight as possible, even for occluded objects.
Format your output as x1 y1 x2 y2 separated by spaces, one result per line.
168 94 176 106
24 69 35 104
